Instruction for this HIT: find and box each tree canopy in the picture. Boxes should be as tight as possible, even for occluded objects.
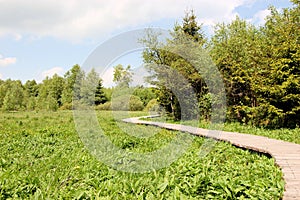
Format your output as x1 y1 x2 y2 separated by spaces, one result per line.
142 2 299 128
0 1 299 129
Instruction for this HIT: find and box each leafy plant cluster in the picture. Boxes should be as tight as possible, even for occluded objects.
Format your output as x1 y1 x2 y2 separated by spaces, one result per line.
0 111 284 199
148 116 300 145
1 1 298 129
96 85 156 112
0 65 108 111
142 1 300 128
0 64 157 112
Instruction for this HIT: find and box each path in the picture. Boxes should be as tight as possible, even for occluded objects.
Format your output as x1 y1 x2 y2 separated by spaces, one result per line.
123 116 300 200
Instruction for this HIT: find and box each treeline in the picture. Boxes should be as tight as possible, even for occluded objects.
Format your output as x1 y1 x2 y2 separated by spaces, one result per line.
0 64 156 112
210 2 299 128
96 64 156 111
0 65 103 111
142 1 299 128
1 1 299 129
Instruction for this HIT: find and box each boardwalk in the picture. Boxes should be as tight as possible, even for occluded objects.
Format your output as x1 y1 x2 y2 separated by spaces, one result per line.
123 116 300 200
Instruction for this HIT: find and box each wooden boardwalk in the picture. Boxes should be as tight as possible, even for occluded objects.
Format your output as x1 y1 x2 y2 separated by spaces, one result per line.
123 116 300 200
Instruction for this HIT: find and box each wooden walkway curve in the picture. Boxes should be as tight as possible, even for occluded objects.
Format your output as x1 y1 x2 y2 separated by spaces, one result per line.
123 116 300 200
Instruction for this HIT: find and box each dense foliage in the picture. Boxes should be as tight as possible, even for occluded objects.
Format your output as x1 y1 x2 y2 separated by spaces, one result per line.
0 65 107 111
149 116 300 145
1 3 298 199
142 1 299 128
142 11 209 121
210 2 300 128
0 111 284 199
0 64 157 112
1 1 299 128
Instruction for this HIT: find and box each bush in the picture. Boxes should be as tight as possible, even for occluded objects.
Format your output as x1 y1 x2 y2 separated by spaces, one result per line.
133 86 156 106
96 95 144 111
59 103 73 110
129 95 144 111
26 97 37 111
109 95 144 111
96 102 112 111
144 99 159 112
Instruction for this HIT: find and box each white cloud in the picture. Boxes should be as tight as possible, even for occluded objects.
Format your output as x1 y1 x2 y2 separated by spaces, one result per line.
101 65 152 87
241 0 256 8
13 33 22 41
101 67 115 88
0 73 2 79
249 9 271 25
0 54 17 66
41 67 64 79
0 0 248 42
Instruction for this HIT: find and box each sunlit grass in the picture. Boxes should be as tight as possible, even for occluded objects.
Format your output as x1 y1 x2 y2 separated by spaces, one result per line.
147 116 300 144
0 111 284 199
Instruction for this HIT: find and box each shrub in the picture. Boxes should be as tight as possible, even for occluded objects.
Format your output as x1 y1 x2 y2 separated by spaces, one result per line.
109 95 144 111
129 95 144 111
96 102 112 111
144 99 159 112
59 103 73 110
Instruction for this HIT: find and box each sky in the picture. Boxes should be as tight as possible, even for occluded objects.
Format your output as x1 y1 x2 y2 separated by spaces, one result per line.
0 0 293 86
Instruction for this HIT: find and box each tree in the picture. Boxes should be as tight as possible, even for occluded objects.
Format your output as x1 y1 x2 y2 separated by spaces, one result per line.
209 1 300 128
80 68 106 106
132 86 156 106
2 80 25 111
37 74 64 110
45 95 59 111
210 17 264 124
95 79 107 105
176 10 205 44
23 80 39 110
61 64 85 106
113 64 133 88
0 79 12 108
49 74 64 106
24 80 38 98
141 10 206 120
256 3 300 128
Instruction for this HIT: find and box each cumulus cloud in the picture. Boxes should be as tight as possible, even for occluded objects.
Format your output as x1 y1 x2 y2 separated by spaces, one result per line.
0 54 17 66
249 9 271 25
13 33 22 41
41 67 64 79
0 73 2 79
101 67 115 88
101 65 152 87
0 0 248 42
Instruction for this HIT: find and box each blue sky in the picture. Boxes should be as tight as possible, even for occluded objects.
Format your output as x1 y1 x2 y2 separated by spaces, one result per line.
0 0 293 86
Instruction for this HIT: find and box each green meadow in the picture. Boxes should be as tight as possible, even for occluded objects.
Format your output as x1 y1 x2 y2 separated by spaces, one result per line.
0 111 284 199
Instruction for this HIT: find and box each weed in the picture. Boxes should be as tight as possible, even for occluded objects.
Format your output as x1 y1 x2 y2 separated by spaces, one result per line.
0 111 284 199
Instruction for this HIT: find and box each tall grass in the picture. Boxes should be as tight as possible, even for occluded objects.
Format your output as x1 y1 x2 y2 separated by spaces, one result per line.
0 111 284 199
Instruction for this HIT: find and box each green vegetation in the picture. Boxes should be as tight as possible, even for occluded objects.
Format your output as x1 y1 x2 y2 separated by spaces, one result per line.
223 123 300 145
0 64 155 112
146 116 300 145
0 111 284 199
0 1 299 129
0 2 298 198
142 1 300 128
113 64 133 88
209 3 300 128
